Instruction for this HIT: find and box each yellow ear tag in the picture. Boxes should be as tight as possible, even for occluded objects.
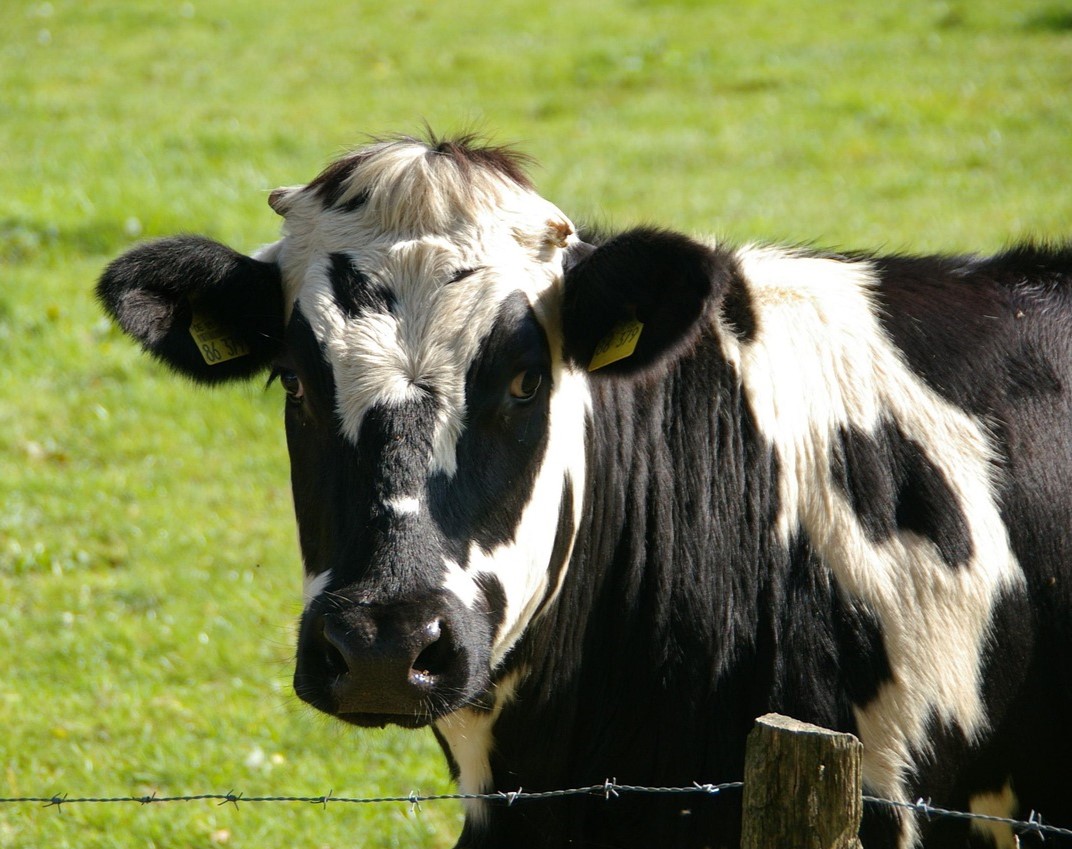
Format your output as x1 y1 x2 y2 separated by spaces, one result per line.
189 311 250 365
588 316 644 372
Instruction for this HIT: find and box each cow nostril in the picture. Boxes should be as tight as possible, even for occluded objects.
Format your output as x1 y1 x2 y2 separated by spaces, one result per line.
410 619 451 683
317 616 350 677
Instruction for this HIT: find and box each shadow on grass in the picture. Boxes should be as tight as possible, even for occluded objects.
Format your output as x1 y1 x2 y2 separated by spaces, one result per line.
1021 6 1072 32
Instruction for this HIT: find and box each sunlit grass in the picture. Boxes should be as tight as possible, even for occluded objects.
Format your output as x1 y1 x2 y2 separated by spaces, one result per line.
2 0 1069 846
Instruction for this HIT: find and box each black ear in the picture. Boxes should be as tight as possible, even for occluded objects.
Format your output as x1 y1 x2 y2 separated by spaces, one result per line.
561 228 730 376
97 235 285 383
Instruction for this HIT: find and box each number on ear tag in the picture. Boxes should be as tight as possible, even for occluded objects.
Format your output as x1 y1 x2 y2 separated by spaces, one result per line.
588 317 644 372
189 312 250 365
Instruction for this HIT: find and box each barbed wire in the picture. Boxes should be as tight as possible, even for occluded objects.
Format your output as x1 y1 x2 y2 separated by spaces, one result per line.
864 795 1072 841
2 784 1072 840
4 780 1072 841
0 780 742 811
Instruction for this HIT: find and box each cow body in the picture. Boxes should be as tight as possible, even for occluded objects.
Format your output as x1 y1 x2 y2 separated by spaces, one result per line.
98 134 1072 848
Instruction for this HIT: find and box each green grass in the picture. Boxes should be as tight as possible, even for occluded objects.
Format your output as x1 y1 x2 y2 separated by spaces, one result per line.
2 1 1069 846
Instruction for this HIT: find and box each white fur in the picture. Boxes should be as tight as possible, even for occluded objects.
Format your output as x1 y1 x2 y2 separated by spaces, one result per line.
302 568 332 609
969 782 1019 848
441 558 480 609
723 245 1024 847
385 496 421 516
434 670 523 827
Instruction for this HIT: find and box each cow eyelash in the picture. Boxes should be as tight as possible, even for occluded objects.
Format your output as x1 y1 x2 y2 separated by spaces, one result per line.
268 366 305 404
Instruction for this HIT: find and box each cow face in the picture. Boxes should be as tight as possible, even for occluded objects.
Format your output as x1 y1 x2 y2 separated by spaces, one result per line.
269 139 598 728
97 134 720 730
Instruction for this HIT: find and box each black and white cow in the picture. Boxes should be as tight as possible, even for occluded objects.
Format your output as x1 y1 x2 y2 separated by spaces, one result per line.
97 133 1072 849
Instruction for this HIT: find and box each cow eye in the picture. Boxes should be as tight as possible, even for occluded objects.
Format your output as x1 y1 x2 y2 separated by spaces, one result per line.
272 367 304 404
509 370 542 402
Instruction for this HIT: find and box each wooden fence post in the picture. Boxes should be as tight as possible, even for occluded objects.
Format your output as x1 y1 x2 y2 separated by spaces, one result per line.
740 713 863 849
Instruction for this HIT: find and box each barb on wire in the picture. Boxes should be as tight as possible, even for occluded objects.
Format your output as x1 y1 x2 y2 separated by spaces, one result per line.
863 795 1072 841
498 788 522 807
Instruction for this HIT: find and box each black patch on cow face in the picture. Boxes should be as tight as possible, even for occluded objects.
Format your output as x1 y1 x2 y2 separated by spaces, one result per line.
328 253 396 318
280 306 344 570
283 305 337 421
307 153 368 208
428 291 552 553
358 398 438 511
831 421 973 568
426 132 534 190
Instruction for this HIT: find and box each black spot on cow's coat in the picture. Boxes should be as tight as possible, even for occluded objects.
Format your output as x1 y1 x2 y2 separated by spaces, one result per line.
831 590 893 707
328 253 396 318
1004 344 1063 400
831 421 973 568
720 266 758 342
870 245 1072 417
476 572 507 652
767 532 892 717
831 425 899 541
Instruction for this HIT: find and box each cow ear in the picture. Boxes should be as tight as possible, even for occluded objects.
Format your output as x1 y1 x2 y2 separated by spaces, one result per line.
560 228 726 376
97 235 285 384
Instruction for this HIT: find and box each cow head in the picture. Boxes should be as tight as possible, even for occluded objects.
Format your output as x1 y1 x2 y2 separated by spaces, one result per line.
97 134 720 730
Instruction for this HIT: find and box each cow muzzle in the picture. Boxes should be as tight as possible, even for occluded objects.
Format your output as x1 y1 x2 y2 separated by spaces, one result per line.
293 594 488 728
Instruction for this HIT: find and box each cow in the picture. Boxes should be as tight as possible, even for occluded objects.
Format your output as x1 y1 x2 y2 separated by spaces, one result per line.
96 132 1072 849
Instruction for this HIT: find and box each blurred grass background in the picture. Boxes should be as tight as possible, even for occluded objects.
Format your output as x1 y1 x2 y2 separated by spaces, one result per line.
1 1 1069 847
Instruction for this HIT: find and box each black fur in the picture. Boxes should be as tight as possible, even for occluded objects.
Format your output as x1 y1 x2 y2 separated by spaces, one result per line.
96 235 283 382
561 228 737 376
329 252 396 317
831 421 973 568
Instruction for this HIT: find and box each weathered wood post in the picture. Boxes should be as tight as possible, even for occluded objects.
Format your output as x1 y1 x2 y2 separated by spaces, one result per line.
741 713 863 849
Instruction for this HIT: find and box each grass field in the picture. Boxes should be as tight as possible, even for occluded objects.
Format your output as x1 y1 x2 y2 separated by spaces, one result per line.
2 1 1070 847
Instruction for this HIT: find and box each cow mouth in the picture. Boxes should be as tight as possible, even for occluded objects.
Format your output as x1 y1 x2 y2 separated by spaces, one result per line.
334 710 434 730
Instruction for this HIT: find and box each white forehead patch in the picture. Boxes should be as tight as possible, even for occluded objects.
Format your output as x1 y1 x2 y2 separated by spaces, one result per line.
272 139 577 482
294 226 571 478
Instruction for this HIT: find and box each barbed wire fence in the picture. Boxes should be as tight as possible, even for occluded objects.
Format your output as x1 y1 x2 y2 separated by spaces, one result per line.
4 782 1072 842
6 716 1072 845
